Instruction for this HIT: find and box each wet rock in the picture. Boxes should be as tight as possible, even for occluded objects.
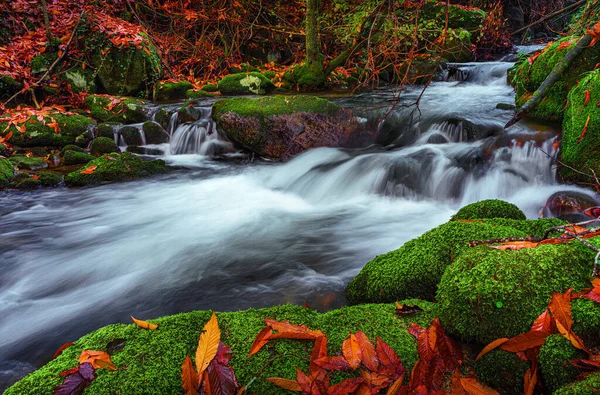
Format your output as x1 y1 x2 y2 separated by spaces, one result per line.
142 121 169 144
496 103 516 111
178 104 202 123
9 156 48 171
543 191 599 218
426 133 449 144
64 150 95 165
217 72 275 95
85 95 147 124
90 137 119 156
153 80 193 101
119 126 143 146
127 146 164 156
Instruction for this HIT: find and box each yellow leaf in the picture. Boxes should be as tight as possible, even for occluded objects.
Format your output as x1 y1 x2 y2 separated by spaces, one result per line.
78 350 117 370
195 312 220 375
131 316 159 330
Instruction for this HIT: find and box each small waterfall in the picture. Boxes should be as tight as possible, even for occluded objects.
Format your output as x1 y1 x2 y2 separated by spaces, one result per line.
167 112 178 136
139 129 147 146
169 107 234 155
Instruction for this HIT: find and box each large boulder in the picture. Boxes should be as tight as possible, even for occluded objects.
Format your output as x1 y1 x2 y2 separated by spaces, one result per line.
346 211 564 304
453 199 526 221
5 302 436 395
153 80 193 102
217 72 275 95
560 70 600 184
510 36 600 122
212 96 368 160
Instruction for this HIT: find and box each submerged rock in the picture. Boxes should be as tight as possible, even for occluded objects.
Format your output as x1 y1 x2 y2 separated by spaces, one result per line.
543 191 599 218
212 96 367 160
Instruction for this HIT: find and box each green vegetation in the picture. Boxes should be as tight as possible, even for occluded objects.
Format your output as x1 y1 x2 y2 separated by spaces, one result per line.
64 150 95 165
60 144 85 155
0 157 14 186
217 72 275 95
213 95 340 119
201 83 218 92
153 80 193 101
0 114 95 148
90 137 119 156
453 199 527 221
539 335 586 393
84 95 147 124
5 302 436 395
475 350 529 394
142 121 169 144
555 373 600 394
185 89 214 99
9 156 47 171
65 152 168 186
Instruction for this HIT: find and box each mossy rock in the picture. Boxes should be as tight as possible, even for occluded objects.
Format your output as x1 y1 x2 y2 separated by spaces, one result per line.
290 60 328 89
560 70 600 184
153 108 173 130
453 199 527 221
60 144 85 155
185 89 214 99
432 28 473 63
89 31 163 96
422 3 486 32
511 36 600 122
0 114 95 148
90 137 119 156
97 122 120 139
475 350 529 394
5 302 436 395
64 68 97 94
346 217 563 304
142 121 169 144
65 152 168 187
0 157 15 187
201 83 218 92
539 334 586 393
0 75 23 99
153 80 193 101
555 372 600 394
37 172 63 187
13 177 41 190
436 241 597 344
572 298 600 346
84 95 147 124
9 156 48 171
213 95 340 119
217 72 275 95
64 150 95 165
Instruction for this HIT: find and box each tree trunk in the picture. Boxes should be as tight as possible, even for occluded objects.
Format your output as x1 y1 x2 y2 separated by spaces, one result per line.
41 0 53 43
305 0 321 63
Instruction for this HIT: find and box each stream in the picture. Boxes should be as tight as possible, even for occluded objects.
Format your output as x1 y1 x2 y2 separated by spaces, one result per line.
0 54 596 390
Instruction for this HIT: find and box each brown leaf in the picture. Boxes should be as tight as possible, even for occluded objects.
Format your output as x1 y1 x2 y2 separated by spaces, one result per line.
571 358 600 371
530 310 555 333
584 90 592 106
459 378 500 394
476 338 509 361
53 342 74 360
355 331 379 372
131 316 158 330
78 350 116 371
195 312 220 376
310 336 328 375
327 378 365 395
555 319 586 350
314 356 351 371
500 331 551 353
549 291 573 332
523 366 537 395
395 304 424 317
266 377 302 392
385 374 405 395
79 165 97 175
342 334 362 369
181 356 199 395
489 241 540 251
247 327 272 357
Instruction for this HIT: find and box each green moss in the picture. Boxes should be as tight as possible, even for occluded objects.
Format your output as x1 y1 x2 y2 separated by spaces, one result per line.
153 80 193 101
64 68 97 94
64 150 95 165
434 28 473 63
554 372 600 394
346 219 534 304
0 75 23 98
14 177 41 190
539 334 586 393
291 60 327 89
89 137 119 156
38 172 63 187
213 95 340 119
422 3 486 32
9 156 47 171
263 71 277 80
453 199 527 221
60 144 85 155
185 89 214 99
201 83 218 92
84 95 147 124
560 70 600 184
142 121 168 144
512 36 600 122
31 53 57 75
0 114 95 148
65 152 168 187
97 122 120 139
475 350 529 394
0 158 15 187
436 241 596 344
217 72 276 95
5 302 435 395
572 298 600 346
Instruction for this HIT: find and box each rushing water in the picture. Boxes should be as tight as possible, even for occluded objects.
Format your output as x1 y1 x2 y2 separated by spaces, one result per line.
0 57 596 390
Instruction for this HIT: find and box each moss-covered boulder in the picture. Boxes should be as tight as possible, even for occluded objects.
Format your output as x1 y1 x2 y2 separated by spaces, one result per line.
37 172 63 187
572 298 600 347
217 72 275 95
346 217 563 304
560 70 600 184
475 349 529 394
0 157 14 186
0 75 23 99
64 68 97 94
436 241 596 344
511 36 600 122
185 89 214 99
539 334 586 393
89 31 163 96
90 137 119 156
65 152 168 187
422 3 486 32
212 96 366 160
153 80 193 101
64 150 95 165
201 83 218 92
453 199 527 221
84 95 147 124
555 373 600 394
9 156 48 171
97 122 120 139
5 302 435 395
0 114 95 148
142 121 169 144
60 144 85 155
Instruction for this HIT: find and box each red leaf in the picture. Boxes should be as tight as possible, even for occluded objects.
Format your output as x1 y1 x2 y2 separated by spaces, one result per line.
376 337 405 378
310 336 328 375
500 331 551 353
327 378 365 395
549 291 573 332
314 356 351 371
355 331 379 372
584 90 592 106
53 342 74 360
53 363 96 395
247 327 272 357
530 310 556 333
577 115 591 144
80 165 97 175
476 338 509 361
458 377 500 394
571 358 600 371
266 378 302 392
342 334 362 369
202 343 238 395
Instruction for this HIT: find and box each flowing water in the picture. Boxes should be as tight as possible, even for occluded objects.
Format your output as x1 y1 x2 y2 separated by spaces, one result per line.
0 57 596 390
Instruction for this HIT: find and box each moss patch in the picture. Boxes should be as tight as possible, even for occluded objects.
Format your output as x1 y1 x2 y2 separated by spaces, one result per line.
9 156 48 171
84 95 147 124
453 199 527 221
90 137 119 156
213 95 340 119
64 150 95 165
185 89 214 99
153 80 193 101
0 157 15 186
5 302 436 395
554 373 600 394
217 72 275 95
0 114 95 148
539 334 586 393
65 152 168 186
475 350 528 394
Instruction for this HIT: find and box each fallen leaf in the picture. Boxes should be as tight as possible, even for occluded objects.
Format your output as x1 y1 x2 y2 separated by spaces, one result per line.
342 334 362 369
584 90 592 106
577 115 591 144
355 331 379 371
79 165 97 175
530 310 555 333
459 377 500 394
327 378 365 395
476 338 509 361
395 304 424 317
196 312 220 376
53 342 74 360
78 350 116 371
500 331 551 353
131 316 158 330
266 377 302 392
549 291 573 332
247 327 272 357
53 363 96 395
181 356 199 395
314 356 351 371
310 336 328 375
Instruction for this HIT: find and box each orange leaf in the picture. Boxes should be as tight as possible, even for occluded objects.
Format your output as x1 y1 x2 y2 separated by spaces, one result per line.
577 115 591 144
247 327 272 357
78 350 117 370
530 310 555 333
265 319 324 340
555 320 587 350
476 338 509 361
489 241 540 251
355 331 379 371
52 342 74 360
385 374 405 395
548 291 573 332
181 356 199 395
584 90 592 106
459 378 500 394
131 316 158 330
310 336 328 375
80 165 98 175
500 331 551 353
195 312 220 375
342 334 362 369
523 365 538 395
265 377 302 392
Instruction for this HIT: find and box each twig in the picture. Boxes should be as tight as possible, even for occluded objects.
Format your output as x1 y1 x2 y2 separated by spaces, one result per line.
513 0 586 35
